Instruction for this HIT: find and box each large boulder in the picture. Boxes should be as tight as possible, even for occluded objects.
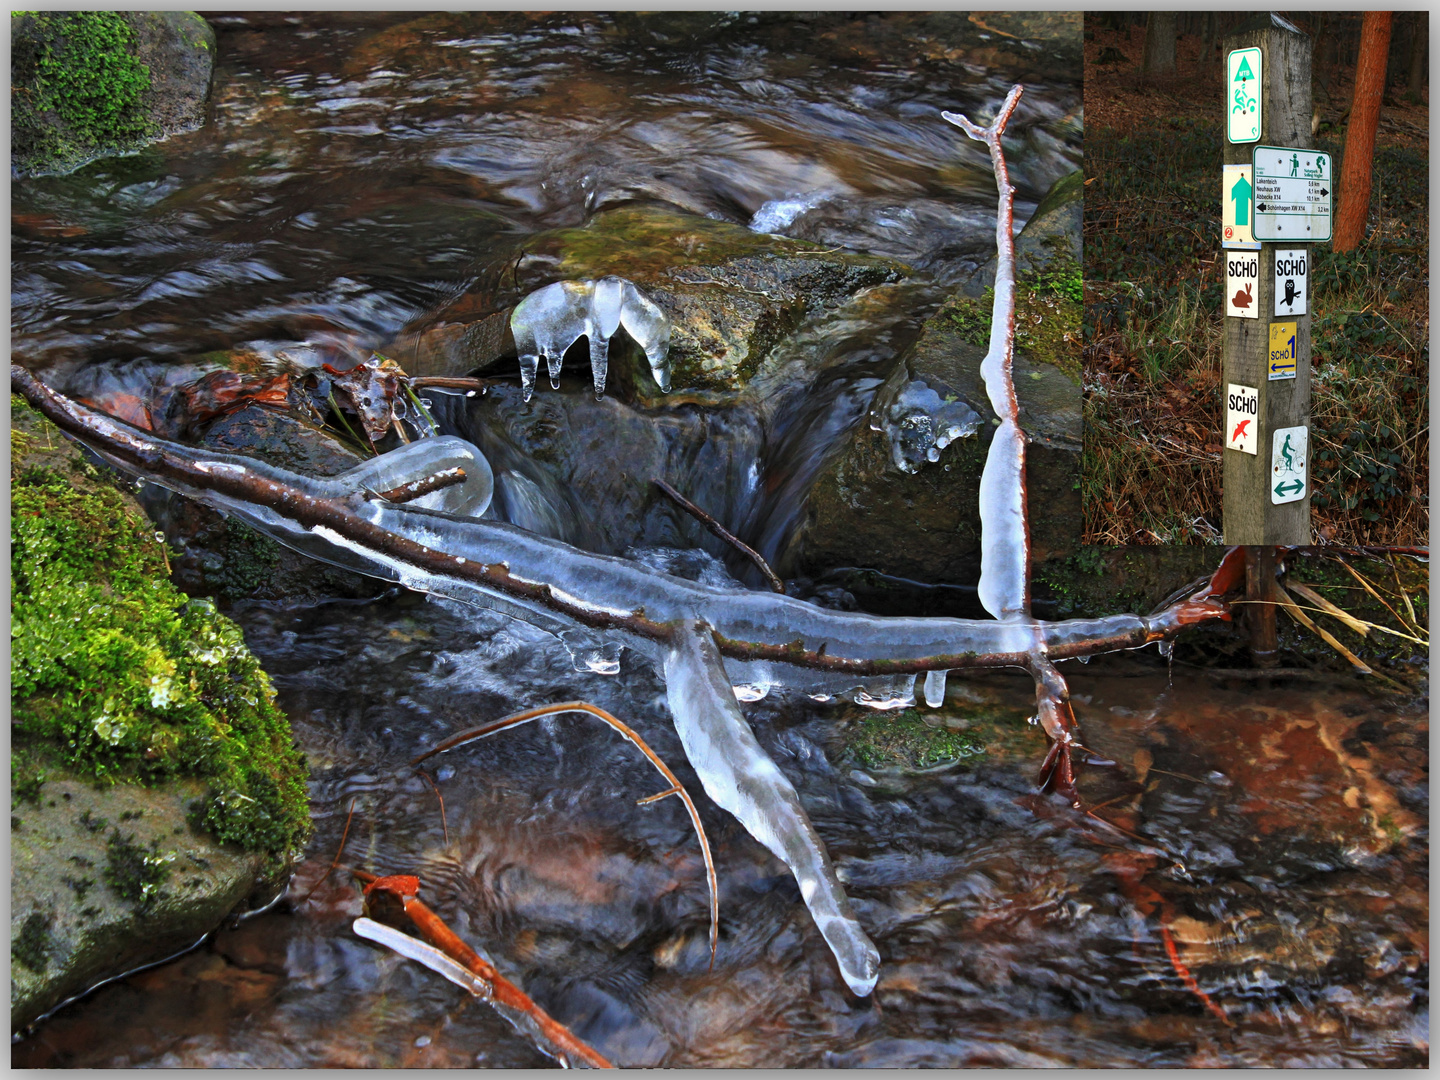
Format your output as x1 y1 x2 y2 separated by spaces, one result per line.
398 203 910 401
9 394 311 1032
11 11 215 177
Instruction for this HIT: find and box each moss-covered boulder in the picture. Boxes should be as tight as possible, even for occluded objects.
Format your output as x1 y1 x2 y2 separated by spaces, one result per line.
399 203 910 400
10 395 311 1031
11 11 215 177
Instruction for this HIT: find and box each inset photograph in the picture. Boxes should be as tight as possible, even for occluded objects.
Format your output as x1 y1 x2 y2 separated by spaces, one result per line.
1083 12 1427 546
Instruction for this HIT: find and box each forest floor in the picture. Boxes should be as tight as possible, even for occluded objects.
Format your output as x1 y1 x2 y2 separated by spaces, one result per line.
1082 23 1429 546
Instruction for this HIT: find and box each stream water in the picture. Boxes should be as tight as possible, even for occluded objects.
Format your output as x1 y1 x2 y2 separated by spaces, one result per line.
9 11 1426 1070
12 590 1429 1067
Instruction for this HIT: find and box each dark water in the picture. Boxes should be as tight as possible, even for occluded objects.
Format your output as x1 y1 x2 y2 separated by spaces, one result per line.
13 591 1428 1067
10 12 1426 1071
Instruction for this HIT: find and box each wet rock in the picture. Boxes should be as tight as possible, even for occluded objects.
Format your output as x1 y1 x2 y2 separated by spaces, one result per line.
962 167 1083 298
11 12 215 177
399 204 909 400
10 777 273 1034
782 302 1080 594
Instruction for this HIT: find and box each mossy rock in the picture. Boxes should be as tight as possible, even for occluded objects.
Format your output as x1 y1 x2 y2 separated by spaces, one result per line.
399 203 910 399
10 776 274 1033
11 11 214 177
11 394 312 1032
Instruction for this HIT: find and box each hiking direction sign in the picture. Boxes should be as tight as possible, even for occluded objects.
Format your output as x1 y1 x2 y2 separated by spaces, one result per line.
1225 250 1259 318
1222 164 1260 249
1227 47 1262 143
1253 146 1332 241
1270 425 1308 505
1274 249 1308 316
1268 321 1297 380
1226 383 1259 455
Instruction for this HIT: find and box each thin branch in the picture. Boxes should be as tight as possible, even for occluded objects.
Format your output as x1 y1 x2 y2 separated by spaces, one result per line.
413 701 719 972
417 770 450 846
652 476 785 593
296 797 357 906
372 466 468 505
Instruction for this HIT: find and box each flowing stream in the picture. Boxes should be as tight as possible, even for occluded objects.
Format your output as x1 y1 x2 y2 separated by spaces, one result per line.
9 12 1426 1069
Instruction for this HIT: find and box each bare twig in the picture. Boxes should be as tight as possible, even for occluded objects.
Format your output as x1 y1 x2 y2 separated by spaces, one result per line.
372 466 468 505
652 476 785 593
296 797 357 906
413 701 720 972
416 770 450 846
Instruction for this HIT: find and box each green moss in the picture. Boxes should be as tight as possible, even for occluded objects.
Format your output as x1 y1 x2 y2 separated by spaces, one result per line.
13 912 54 972
847 709 988 770
11 11 155 174
103 829 173 911
10 404 311 870
938 282 1082 384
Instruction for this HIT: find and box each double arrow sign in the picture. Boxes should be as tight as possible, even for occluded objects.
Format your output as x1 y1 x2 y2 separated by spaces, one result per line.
1274 479 1304 497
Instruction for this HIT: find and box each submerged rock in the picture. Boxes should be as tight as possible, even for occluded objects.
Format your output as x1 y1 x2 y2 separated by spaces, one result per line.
11 11 215 177
399 203 909 400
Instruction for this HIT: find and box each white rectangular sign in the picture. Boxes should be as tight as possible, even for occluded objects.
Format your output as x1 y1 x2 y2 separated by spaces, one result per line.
1227 48 1262 143
1270 425 1308 504
1273 248 1308 316
1225 250 1259 318
1222 164 1260 249
1253 146 1332 241
1226 383 1259 455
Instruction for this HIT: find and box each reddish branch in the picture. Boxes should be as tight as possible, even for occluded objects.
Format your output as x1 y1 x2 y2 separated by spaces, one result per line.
357 871 613 1068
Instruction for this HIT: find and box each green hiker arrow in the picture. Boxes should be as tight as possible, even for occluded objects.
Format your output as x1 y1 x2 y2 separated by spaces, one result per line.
1230 173 1252 227
1274 479 1304 497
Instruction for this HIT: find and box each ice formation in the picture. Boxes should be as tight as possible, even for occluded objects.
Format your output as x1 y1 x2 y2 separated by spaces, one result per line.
875 379 982 474
12 83 1144 1001
510 276 672 401
663 621 880 997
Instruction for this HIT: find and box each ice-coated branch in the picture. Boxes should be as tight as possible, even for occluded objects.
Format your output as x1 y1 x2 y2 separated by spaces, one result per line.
663 620 880 996
943 84 1026 618
10 365 1232 681
943 86 1099 799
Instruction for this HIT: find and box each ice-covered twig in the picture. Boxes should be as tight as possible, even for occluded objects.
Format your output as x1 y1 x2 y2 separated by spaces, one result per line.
944 86 1092 801
355 873 613 1068
663 620 880 996
9 365 1233 680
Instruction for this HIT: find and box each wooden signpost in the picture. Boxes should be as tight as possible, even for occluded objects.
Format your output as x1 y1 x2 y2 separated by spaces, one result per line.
1222 15 1317 547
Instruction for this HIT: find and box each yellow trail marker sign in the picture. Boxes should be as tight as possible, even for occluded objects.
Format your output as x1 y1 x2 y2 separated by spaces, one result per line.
1268 321 1297 381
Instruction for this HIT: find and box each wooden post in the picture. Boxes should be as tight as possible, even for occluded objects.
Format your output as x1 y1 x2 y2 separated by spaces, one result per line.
1243 545 1278 665
1221 15 1314 545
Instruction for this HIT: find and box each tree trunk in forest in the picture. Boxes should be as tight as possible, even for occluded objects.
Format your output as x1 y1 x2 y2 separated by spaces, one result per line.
1142 11 1177 78
1201 13 1217 77
1333 11 1394 253
1406 12 1427 103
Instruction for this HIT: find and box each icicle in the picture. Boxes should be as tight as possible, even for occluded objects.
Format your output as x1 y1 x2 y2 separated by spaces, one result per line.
923 669 948 708
663 621 880 996
509 277 670 400
620 282 672 393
